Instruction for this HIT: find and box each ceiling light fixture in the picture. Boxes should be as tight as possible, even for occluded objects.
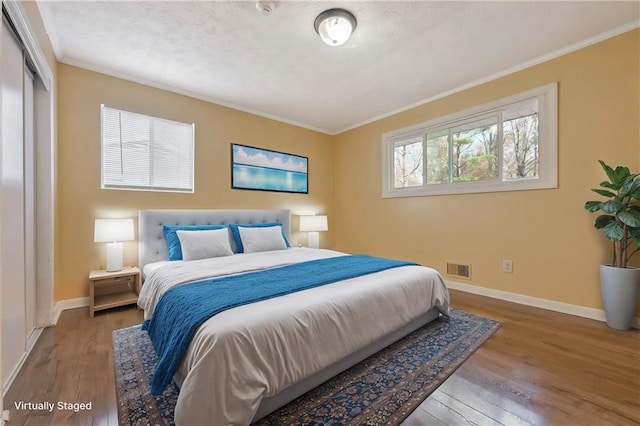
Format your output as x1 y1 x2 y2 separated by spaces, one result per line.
256 1 275 16
314 8 357 46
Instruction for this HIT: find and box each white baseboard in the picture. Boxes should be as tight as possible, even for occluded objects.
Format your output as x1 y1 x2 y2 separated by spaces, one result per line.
52 297 89 324
4 298 90 398
446 280 640 329
50 283 640 330
2 327 43 397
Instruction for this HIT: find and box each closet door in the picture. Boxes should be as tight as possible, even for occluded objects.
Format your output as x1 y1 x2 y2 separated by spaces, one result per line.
1 21 27 388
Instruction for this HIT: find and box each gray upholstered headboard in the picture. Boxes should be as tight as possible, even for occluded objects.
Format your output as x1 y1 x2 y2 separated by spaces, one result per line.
138 209 291 272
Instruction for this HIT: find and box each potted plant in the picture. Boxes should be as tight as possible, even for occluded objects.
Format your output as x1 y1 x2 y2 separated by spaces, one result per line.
585 160 640 330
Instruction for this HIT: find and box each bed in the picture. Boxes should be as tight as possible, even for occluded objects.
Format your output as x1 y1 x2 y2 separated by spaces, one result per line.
137 209 450 425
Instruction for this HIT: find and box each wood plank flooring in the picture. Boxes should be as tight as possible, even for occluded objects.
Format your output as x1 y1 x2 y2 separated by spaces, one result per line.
3 305 143 425
3 290 639 425
405 291 640 426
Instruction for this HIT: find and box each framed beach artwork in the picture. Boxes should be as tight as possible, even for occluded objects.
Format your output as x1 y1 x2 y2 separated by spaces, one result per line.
231 143 308 194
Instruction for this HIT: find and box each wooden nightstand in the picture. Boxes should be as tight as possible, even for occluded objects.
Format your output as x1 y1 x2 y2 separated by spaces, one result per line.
89 266 140 317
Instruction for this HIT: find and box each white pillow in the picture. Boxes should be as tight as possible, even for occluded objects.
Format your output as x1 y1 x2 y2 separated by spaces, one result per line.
238 225 287 253
176 228 233 261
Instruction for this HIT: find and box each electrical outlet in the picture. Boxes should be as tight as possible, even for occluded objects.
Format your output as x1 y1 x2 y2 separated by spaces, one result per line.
502 259 513 273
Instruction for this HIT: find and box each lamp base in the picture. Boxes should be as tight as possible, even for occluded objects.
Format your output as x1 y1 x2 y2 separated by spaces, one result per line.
307 232 320 249
106 242 123 272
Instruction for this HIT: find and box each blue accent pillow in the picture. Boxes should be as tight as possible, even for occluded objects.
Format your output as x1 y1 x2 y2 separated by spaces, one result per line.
229 223 290 253
162 224 227 261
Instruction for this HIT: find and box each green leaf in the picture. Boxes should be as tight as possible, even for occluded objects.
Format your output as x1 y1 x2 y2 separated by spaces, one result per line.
584 201 602 212
619 177 640 198
630 228 640 248
594 215 615 229
626 179 640 199
599 160 632 188
599 200 624 214
612 166 631 187
617 211 640 227
591 188 617 198
603 221 624 240
598 160 616 183
600 181 619 190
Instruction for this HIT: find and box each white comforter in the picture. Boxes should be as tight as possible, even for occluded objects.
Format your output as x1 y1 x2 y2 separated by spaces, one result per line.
138 248 450 426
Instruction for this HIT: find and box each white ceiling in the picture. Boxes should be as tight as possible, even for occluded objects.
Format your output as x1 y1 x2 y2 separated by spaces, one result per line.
37 1 639 135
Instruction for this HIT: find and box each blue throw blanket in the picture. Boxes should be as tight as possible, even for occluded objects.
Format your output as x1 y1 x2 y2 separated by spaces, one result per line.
143 254 417 395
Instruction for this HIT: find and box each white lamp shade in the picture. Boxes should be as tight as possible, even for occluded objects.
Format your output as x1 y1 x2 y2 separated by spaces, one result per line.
299 215 328 232
94 218 135 243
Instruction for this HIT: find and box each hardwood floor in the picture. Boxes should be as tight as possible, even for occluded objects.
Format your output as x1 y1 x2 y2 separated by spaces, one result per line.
405 291 640 426
3 305 143 426
3 290 640 425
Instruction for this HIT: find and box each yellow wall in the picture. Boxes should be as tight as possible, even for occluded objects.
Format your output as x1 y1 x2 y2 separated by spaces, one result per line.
55 29 639 317
56 64 334 301
333 30 640 314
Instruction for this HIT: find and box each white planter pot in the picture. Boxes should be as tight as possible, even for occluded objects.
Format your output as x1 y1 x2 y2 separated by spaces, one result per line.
599 264 640 330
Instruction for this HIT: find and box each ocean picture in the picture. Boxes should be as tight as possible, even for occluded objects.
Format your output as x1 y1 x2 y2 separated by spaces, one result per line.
231 144 308 193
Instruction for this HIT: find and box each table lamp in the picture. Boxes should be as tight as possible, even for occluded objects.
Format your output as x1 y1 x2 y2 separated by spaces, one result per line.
94 218 134 272
299 215 328 249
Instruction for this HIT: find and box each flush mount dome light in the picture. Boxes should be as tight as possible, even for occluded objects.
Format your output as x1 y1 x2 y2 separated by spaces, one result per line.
314 8 357 46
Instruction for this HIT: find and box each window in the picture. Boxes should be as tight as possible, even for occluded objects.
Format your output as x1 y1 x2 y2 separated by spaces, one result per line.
382 83 557 197
101 105 195 192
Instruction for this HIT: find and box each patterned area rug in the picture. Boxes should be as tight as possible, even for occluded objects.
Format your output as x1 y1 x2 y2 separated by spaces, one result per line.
113 309 501 425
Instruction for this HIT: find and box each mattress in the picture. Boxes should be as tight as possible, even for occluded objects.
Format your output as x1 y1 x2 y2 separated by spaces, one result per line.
138 248 450 425
141 260 172 280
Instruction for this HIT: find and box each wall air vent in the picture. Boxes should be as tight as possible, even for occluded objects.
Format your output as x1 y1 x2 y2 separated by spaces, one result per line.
446 263 471 279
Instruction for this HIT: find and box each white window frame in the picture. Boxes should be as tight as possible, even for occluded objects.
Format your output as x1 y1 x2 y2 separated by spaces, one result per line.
382 83 557 198
100 105 195 193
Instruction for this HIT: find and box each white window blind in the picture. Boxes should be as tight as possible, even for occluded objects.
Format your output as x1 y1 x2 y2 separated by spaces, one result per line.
101 105 194 192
